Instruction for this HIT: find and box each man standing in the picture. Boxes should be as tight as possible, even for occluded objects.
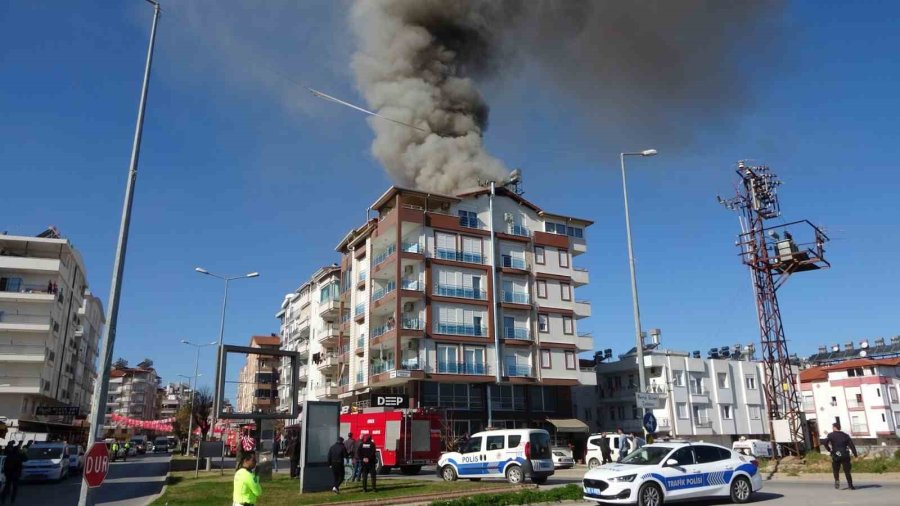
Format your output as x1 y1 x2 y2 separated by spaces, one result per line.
358 434 378 492
233 451 262 506
111 441 119 462
824 423 858 490
632 432 646 450
122 441 130 462
1 441 26 505
351 434 364 481
287 435 301 479
599 434 612 465
327 436 348 494
343 433 356 481
271 435 280 473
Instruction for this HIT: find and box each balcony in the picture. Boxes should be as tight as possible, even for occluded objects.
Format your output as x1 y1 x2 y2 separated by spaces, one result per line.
371 361 396 376
435 322 487 337
297 365 308 381
372 282 397 302
0 283 56 303
502 291 530 305
437 361 488 375
434 283 486 301
577 332 593 351
574 300 592 319
847 398 864 409
501 255 527 270
572 267 589 286
317 324 340 345
0 376 41 394
319 298 340 318
507 224 531 238
694 419 712 428
294 339 309 357
401 241 424 254
373 244 397 268
850 423 869 435
436 248 484 265
316 355 339 371
315 384 338 398
0 344 45 362
401 277 424 291
571 236 587 256
401 317 424 331
354 302 366 320
504 327 531 341
505 364 533 377
0 313 51 332
372 322 396 339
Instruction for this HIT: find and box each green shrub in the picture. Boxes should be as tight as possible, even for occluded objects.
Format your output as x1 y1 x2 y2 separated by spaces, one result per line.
430 484 583 506
894 448 900 460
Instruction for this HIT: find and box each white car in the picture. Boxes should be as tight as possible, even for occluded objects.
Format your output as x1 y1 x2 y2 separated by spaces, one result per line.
67 445 84 474
438 428 555 484
552 449 575 469
22 442 70 482
586 433 634 468
582 442 762 505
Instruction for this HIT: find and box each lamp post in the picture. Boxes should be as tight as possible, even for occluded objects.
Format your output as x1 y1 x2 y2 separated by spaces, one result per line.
180 340 213 455
194 268 258 465
619 149 657 428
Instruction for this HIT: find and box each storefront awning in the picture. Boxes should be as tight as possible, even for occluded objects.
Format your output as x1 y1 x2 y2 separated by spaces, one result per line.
547 418 590 434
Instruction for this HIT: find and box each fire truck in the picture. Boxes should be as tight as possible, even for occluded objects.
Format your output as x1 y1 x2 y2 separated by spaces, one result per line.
224 423 255 457
340 408 442 475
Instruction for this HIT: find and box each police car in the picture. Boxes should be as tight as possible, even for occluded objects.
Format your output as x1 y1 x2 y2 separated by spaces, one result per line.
438 429 555 484
582 441 762 505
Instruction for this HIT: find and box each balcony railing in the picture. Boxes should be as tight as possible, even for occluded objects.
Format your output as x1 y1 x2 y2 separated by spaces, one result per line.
851 423 869 434
355 372 364 384
437 361 487 375
402 317 424 330
501 255 527 269
371 361 396 376
356 337 365 349
435 283 486 300
436 248 484 264
372 281 397 302
354 303 366 317
507 225 530 237
0 283 56 295
372 323 395 338
436 322 487 337
0 344 46 356
505 364 532 377
0 313 49 325
502 291 529 304
357 271 367 283
847 398 864 409
401 241 424 254
504 327 530 340
401 277 424 291
694 418 712 428
373 244 397 267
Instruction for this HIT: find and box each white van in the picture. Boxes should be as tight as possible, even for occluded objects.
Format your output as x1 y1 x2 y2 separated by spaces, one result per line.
733 438 775 458
585 433 634 468
438 429 555 484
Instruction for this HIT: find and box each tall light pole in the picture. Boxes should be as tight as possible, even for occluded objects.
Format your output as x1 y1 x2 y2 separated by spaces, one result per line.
78 2 160 505
620 149 657 427
180 340 213 454
194 268 258 464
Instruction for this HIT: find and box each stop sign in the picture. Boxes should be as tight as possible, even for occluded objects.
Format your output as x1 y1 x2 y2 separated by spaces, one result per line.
83 442 110 488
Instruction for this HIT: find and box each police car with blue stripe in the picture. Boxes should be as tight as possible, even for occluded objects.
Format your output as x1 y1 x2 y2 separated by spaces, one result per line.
582 441 762 505
439 429 555 484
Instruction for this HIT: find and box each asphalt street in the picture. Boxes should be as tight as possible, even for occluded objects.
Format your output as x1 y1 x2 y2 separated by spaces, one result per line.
15 451 170 506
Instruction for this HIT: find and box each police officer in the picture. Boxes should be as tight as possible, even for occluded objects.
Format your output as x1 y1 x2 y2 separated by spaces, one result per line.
358 435 378 492
824 423 858 490
327 437 348 494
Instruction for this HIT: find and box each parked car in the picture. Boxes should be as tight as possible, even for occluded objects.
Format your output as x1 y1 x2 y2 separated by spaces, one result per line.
585 434 634 469
22 442 70 482
153 437 169 453
552 449 575 469
438 428 555 484
582 442 762 505
67 445 84 474
130 435 149 454
167 436 178 452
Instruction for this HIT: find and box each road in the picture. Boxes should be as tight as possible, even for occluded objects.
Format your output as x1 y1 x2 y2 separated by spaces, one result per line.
17 452 170 506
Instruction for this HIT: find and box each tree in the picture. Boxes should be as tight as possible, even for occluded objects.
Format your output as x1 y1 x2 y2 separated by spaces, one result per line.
137 358 153 369
112 357 128 369
193 386 214 440
173 402 193 440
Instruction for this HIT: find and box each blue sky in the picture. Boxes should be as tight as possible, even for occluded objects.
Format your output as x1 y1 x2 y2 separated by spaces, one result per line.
2 1 898 396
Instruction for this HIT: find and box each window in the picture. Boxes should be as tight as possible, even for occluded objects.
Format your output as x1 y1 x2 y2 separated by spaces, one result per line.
690 375 703 395
538 314 549 333
486 435 505 450
560 283 571 301
458 210 478 228
540 349 551 369
722 405 733 419
695 445 731 464
693 405 709 426
748 405 761 419
881 413 886 422
676 402 689 419
507 435 521 448
891 387 899 403
745 375 757 390
562 316 574 335
565 351 576 369
535 246 545 265
462 437 482 453
717 372 729 389
558 249 569 268
673 370 685 387
668 447 695 466
877 388 881 398
537 280 547 298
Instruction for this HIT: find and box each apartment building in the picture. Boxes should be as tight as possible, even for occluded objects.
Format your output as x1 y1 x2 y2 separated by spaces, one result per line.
235 335 281 414
800 357 900 442
274 185 594 434
0 229 103 444
105 364 162 434
159 382 192 419
595 344 772 446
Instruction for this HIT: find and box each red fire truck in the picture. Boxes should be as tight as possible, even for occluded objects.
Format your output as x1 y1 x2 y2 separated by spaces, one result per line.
340 408 442 475
224 423 255 457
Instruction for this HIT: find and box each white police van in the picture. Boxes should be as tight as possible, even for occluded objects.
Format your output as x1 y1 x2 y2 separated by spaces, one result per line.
438 429 555 484
583 441 762 505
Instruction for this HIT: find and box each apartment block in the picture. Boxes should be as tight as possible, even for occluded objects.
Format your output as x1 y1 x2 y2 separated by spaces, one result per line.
277 185 595 434
105 363 161 435
0 229 103 444
595 345 772 446
236 335 281 414
800 358 900 442
159 382 192 420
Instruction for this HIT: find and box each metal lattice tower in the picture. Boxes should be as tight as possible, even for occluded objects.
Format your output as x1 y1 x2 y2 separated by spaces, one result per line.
720 162 830 456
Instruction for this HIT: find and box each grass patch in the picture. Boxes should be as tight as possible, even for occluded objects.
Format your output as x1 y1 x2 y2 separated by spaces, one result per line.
152 470 517 506
430 484 583 506
762 452 900 475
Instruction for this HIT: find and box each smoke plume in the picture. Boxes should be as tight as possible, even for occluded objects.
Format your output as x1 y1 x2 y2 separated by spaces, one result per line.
351 1 783 194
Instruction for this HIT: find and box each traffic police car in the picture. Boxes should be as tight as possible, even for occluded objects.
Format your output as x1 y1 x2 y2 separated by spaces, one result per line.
582 441 762 505
438 429 555 484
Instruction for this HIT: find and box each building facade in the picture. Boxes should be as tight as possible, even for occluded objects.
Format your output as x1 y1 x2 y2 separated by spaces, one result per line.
105 364 162 434
276 185 595 435
235 335 281 414
0 229 104 444
596 346 772 445
159 382 192 420
800 358 900 442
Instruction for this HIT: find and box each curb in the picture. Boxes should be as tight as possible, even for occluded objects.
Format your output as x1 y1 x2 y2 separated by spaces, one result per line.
324 484 534 506
141 455 173 506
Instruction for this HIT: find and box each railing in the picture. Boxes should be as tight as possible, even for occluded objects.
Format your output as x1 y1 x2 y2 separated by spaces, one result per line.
501 255 527 269
436 248 484 264
354 303 366 317
502 291 529 304
505 364 532 377
356 337 365 349
340 312 351 324
372 281 397 302
341 344 349 354
504 327 530 340
0 344 46 356
850 424 869 434
400 359 421 370
401 241 423 254
507 225 530 237
435 283 486 300
401 277 424 291
372 323 395 338
802 400 816 411
459 214 479 229
0 376 42 388
373 244 397 267
402 317 424 330
0 283 56 294
847 398 864 409
695 419 712 428
355 372 363 384
371 361 396 375
0 313 49 324
436 322 487 337
437 362 487 375
357 271 367 283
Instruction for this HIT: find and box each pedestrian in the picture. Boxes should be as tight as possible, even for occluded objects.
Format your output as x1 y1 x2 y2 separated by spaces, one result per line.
824 422 858 490
287 435 301 479
617 436 632 462
111 441 119 462
123 441 130 462
632 432 646 450
271 436 280 473
233 451 262 506
327 436 348 494
352 434 364 481
358 434 378 493
1 441 26 505
343 432 356 481
599 433 612 465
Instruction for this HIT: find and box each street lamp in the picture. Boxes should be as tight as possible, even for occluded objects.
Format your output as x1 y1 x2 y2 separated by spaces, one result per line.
619 149 657 425
194 268 259 457
180 339 214 456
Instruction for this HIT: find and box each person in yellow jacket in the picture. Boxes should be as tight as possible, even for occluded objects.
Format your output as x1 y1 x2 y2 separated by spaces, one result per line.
233 451 261 506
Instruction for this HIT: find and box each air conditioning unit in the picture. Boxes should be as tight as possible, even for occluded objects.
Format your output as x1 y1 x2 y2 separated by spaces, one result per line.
404 265 414 275
403 302 415 312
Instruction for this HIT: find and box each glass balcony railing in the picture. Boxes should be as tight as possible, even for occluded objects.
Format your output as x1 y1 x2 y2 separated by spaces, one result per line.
501 255 527 269
372 281 397 302
502 291 530 304
371 361 395 376
354 303 365 317
437 361 487 375
372 323 395 338
357 271 367 283
435 283 486 300
436 248 484 264
507 225 530 237
402 317 424 330
356 337 365 349
355 372 363 384
504 327 531 340
436 322 487 337
505 364 532 377
400 359 421 370
401 241 423 254
373 244 397 267
401 277 423 291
